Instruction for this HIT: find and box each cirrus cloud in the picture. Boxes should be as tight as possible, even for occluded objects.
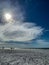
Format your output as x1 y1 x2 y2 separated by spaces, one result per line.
0 22 43 42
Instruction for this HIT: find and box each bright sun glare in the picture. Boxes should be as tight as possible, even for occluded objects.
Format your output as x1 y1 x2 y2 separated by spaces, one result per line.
4 13 12 21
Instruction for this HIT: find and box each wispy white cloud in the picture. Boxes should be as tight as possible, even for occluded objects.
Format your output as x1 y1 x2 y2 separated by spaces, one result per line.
0 22 43 42
0 0 24 24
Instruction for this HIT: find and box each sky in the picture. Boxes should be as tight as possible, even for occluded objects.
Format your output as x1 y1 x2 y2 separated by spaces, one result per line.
0 0 49 48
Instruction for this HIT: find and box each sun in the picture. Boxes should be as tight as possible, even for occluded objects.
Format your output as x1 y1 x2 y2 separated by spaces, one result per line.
5 13 11 20
4 13 12 22
4 13 12 20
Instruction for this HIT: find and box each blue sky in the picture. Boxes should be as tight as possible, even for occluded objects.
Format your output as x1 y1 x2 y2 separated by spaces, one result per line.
0 0 49 48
